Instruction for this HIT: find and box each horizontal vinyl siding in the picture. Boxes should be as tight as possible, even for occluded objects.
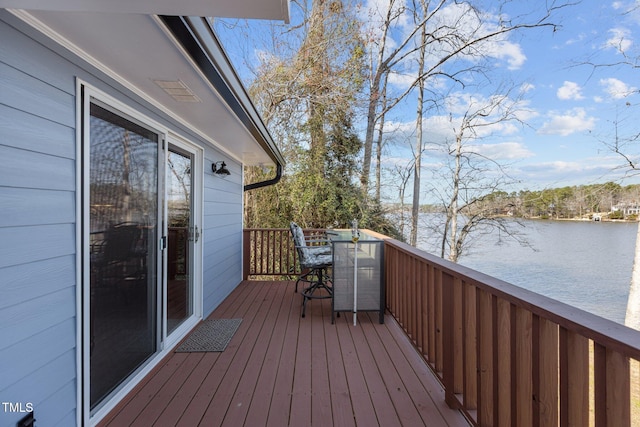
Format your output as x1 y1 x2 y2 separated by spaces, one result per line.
202 151 244 318
0 15 78 427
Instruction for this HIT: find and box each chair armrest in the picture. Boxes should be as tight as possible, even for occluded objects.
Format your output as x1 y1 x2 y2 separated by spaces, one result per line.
305 238 330 244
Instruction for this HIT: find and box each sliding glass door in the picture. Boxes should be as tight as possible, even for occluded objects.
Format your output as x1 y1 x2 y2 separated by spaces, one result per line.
85 91 202 417
88 103 160 410
166 146 196 335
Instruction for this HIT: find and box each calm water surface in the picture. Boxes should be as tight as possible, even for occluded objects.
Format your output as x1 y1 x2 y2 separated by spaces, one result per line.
417 218 639 324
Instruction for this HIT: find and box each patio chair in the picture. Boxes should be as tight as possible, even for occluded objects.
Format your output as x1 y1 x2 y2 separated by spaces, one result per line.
290 222 333 318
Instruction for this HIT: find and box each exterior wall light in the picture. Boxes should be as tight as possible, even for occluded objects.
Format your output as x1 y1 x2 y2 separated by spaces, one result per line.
212 161 230 175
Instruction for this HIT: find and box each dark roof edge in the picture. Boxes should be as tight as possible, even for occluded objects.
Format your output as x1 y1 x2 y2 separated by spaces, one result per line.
159 15 286 169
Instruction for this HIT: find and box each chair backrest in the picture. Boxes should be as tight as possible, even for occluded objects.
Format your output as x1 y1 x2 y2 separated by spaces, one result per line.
290 222 311 267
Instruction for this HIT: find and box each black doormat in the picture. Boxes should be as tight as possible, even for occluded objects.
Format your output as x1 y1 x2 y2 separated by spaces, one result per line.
175 318 242 352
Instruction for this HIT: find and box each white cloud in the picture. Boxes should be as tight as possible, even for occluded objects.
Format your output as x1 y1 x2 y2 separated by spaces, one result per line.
521 83 535 93
605 27 633 53
482 40 527 70
437 3 527 70
557 81 584 100
466 142 534 160
565 33 587 46
538 108 596 136
371 1 529 93
387 70 415 89
516 155 636 186
599 77 637 99
522 161 586 176
612 2 625 10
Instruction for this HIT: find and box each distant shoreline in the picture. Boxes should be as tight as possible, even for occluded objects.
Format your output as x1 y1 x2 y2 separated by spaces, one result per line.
525 216 639 223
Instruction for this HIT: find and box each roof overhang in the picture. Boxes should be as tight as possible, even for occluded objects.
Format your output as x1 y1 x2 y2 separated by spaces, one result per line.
8 9 285 168
0 0 290 23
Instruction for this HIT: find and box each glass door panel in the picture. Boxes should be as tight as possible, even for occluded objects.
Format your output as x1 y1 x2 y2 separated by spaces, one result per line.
89 103 159 410
167 148 194 335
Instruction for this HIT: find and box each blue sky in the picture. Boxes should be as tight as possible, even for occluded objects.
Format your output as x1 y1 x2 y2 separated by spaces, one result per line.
216 0 640 201
480 0 640 189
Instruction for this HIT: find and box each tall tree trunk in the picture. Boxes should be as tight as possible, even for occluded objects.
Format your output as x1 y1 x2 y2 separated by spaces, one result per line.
410 13 427 247
449 135 463 262
361 73 381 193
302 0 332 180
375 72 389 203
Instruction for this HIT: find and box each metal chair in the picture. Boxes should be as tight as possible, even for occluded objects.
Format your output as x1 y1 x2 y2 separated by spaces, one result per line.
290 222 333 318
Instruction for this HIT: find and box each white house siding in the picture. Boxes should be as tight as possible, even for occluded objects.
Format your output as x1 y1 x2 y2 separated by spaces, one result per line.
0 12 244 426
0 13 79 427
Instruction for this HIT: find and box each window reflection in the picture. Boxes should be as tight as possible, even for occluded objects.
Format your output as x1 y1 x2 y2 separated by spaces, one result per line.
89 103 158 410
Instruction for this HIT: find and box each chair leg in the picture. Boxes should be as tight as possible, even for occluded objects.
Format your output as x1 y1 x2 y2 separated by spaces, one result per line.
301 294 308 318
300 267 332 318
295 270 313 293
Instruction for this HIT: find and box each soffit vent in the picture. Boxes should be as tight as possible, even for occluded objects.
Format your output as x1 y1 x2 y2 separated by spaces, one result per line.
153 79 201 103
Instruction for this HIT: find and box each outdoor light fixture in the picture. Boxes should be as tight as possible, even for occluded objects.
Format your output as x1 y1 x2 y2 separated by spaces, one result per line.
212 161 231 175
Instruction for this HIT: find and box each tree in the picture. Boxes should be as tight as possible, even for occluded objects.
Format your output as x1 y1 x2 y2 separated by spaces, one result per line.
409 0 429 247
239 1 401 236
435 83 531 262
359 0 572 197
393 159 415 238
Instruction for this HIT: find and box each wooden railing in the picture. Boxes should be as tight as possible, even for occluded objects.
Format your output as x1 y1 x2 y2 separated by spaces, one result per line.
242 228 325 279
243 228 640 426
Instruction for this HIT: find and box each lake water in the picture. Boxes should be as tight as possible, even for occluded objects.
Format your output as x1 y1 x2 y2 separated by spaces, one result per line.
416 217 639 324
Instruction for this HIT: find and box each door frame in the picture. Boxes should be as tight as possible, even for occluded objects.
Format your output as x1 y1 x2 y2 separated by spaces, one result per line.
163 134 203 349
77 81 203 426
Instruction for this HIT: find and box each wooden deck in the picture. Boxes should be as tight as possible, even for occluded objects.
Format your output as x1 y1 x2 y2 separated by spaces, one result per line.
98 280 469 427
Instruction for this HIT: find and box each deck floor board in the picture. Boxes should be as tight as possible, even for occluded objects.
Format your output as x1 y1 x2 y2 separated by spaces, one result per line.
98 281 469 427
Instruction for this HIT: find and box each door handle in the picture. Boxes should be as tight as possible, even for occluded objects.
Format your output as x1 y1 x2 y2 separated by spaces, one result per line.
190 225 200 243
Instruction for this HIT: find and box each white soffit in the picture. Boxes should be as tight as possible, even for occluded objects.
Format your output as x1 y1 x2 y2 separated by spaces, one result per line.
19 10 276 166
0 0 290 23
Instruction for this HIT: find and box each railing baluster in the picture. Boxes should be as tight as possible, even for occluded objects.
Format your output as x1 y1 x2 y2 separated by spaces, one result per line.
537 318 559 426
560 328 589 426
595 343 630 426
477 288 494 427
443 271 456 408
428 264 436 365
416 259 424 353
281 229 286 275
409 256 415 342
421 261 429 358
415 257 421 344
268 229 274 274
464 282 477 411
516 307 533 427
435 268 444 374
497 298 512 426
453 277 463 395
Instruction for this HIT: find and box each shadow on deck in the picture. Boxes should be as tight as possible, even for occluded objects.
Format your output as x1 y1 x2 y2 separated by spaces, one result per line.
98 280 469 426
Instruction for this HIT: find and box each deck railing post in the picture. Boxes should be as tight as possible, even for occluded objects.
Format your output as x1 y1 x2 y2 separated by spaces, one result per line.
243 229 251 280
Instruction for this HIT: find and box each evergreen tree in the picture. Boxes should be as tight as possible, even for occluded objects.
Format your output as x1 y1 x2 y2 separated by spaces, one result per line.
243 0 400 236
